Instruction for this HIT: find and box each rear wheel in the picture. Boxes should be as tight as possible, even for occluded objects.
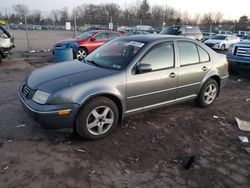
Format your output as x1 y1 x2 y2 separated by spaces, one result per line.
75 97 119 140
75 47 88 60
196 79 218 107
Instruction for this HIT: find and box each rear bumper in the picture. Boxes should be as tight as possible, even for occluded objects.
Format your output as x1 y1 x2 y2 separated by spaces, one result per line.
18 91 80 129
221 75 229 88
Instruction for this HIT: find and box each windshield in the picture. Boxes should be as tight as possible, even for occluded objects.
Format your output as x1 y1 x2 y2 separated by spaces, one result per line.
160 26 180 35
75 31 97 40
85 39 146 70
211 35 227 40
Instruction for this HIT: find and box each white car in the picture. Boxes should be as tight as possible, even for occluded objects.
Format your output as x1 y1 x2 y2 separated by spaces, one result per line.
204 34 240 51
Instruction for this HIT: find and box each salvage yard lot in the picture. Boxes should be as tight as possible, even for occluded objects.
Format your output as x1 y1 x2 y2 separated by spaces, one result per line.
0 31 250 187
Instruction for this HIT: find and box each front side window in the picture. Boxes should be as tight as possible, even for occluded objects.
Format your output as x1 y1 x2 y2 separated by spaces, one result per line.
75 31 97 40
139 42 174 71
178 41 199 66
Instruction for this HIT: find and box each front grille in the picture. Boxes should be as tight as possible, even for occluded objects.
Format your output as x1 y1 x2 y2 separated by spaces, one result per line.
236 46 250 57
21 83 32 98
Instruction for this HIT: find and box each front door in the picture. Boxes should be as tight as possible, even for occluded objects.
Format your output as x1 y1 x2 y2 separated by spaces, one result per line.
126 41 178 113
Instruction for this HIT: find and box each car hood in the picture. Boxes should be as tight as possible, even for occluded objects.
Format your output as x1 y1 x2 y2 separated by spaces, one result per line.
27 60 117 93
205 39 223 44
237 41 250 45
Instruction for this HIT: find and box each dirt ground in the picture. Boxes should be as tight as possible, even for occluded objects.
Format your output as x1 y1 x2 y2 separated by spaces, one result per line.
0 31 250 188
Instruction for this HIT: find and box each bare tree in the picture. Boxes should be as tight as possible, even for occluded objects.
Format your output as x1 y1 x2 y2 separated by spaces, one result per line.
12 4 29 18
151 5 164 20
137 0 151 19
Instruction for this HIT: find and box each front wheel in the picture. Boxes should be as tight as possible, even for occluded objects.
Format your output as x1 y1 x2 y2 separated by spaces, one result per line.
195 79 219 108
220 44 225 51
75 97 119 140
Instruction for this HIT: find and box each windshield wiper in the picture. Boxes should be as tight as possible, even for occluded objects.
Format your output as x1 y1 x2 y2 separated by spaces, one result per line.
86 59 101 67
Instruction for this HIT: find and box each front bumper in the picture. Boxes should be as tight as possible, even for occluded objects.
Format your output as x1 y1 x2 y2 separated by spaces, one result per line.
205 43 221 50
227 55 250 69
18 91 80 129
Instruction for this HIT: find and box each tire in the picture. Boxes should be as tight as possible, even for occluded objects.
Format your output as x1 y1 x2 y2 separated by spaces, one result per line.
195 79 219 108
75 97 119 140
75 47 88 60
221 44 225 51
0 54 2 64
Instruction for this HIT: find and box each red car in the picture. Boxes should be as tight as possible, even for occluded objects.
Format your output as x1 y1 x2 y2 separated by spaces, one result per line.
54 30 124 60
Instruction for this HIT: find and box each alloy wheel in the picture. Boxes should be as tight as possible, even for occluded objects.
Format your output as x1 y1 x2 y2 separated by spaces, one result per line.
86 106 114 136
204 84 217 104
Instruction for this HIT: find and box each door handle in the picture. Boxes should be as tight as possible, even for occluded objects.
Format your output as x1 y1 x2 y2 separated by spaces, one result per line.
169 72 176 78
202 66 208 71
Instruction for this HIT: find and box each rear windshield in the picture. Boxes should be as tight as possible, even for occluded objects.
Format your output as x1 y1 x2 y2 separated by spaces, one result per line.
75 31 97 40
160 26 180 35
212 35 227 40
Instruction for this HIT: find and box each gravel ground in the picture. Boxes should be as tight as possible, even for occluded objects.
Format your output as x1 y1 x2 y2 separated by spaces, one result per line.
0 30 250 187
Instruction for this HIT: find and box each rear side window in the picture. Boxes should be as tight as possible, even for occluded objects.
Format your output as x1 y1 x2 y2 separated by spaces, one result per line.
140 42 174 71
108 33 120 40
96 33 108 41
178 41 199 66
197 46 210 62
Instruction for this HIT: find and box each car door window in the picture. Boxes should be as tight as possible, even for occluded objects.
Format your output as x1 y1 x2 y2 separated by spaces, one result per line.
108 33 120 40
95 33 108 41
178 41 199 66
139 42 174 71
0 29 8 39
197 46 210 62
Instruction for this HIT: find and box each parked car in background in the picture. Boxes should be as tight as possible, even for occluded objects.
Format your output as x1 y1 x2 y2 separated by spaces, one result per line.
20 35 229 140
0 25 14 63
227 35 250 70
126 30 151 36
236 34 247 40
136 25 159 33
202 32 216 42
204 34 240 51
219 31 232 35
160 25 203 41
54 30 124 60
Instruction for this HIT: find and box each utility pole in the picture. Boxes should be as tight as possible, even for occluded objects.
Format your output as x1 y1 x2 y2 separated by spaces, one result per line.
24 14 30 50
73 6 77 37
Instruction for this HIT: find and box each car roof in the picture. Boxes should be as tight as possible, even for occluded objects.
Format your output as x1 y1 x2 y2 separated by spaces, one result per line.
120 34 185 43
90 30 119 33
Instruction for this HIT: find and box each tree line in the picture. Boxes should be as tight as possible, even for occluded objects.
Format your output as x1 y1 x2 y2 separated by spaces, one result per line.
1 0 249 31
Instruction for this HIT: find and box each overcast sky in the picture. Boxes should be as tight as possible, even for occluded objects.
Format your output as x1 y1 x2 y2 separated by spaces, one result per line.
1 0 250 19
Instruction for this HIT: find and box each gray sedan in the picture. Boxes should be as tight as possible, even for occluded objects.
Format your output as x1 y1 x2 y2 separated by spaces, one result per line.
19 35 229 140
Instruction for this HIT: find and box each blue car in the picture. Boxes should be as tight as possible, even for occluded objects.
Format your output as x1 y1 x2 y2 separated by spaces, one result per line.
227 35 250 70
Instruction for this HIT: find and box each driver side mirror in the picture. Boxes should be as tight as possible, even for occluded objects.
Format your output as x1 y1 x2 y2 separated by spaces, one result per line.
137 63 152 73
90 37 96 42
177 31 182 35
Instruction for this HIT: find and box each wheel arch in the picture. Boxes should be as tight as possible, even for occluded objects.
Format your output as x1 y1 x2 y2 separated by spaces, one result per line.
199 74 221 96
75 93 124 127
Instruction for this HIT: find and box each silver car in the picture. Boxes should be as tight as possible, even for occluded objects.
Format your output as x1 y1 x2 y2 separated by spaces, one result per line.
19 35 229 140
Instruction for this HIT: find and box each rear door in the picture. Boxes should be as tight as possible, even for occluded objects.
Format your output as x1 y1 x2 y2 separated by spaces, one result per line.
126 41 178 112
176 41 212 98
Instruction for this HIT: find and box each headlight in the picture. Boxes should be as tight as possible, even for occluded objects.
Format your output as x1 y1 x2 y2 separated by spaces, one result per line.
228 45 234 54
32 90 50 104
